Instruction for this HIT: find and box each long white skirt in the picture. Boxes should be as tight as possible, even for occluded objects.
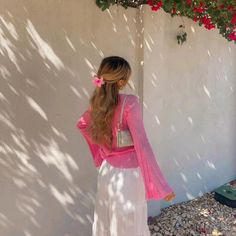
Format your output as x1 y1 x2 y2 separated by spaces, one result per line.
92 159 151 236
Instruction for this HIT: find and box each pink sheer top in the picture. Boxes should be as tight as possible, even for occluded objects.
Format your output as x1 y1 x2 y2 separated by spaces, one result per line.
76 93 173 200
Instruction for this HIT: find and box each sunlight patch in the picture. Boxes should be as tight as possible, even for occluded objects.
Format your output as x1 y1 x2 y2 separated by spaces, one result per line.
49 184 74 206
25 96 48 121
34 138 78 182
26 20 64 71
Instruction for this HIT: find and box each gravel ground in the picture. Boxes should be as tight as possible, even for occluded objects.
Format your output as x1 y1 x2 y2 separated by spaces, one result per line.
148 191 236 236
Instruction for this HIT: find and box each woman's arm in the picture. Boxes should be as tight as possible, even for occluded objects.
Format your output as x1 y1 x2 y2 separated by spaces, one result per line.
76 110 104 168
126 95 174 201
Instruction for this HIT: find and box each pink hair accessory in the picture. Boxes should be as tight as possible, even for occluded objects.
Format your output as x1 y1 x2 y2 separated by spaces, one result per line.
92 75 105 87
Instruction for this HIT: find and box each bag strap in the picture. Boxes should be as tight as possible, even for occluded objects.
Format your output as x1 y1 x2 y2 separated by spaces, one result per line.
118 94 128 130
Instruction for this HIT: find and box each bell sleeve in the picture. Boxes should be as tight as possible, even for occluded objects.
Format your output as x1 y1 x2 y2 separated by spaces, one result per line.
76 109 104 168
126 95 174 201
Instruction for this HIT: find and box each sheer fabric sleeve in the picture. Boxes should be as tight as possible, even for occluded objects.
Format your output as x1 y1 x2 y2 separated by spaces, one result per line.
126 95 174 200
76 109 104 168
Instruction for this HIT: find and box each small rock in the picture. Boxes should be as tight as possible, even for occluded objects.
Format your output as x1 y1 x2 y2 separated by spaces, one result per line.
153 225 160 232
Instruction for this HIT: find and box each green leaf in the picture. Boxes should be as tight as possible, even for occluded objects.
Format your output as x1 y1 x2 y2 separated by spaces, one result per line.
95 0 236 43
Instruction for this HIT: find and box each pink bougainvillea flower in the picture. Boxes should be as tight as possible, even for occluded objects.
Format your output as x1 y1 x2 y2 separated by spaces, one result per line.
147 0 153 6
227 6 235 11
92 75 105 87
186 0 192 6
228 32 236 41
198 15 215 30
230 13 236 25
193 2 205 13
205 23 215 30
149 0 163 12
193 16 199 22
171 2 177 14
219 4 225 9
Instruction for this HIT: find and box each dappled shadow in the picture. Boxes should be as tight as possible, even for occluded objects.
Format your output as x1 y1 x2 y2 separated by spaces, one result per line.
142 8 236 213
0 1 141 235
0 1 236 236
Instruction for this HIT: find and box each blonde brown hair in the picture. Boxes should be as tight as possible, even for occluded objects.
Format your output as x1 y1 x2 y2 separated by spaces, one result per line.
87 56 132 151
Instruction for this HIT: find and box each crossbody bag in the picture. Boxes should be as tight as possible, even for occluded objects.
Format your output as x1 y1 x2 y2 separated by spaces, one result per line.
117 95 134 148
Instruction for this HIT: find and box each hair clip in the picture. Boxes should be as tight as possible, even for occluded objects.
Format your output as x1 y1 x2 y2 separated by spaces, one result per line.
92 75 105 87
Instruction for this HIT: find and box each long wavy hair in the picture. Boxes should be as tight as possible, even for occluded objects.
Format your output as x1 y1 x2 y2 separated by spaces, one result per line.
86 56 132 151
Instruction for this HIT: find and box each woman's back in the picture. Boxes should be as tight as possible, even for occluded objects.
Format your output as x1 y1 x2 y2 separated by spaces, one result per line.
77 92 174 201
76 56 175 236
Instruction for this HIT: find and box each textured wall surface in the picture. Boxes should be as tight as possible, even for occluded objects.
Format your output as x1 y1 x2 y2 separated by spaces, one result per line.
0 1 139 235
0 1 235 235
142 6 236 216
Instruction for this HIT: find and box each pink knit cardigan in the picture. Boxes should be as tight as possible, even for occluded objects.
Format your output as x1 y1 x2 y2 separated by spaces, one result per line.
76 93 173 201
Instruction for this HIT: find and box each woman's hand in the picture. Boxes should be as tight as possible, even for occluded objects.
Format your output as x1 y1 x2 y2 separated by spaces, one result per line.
164 192 176 202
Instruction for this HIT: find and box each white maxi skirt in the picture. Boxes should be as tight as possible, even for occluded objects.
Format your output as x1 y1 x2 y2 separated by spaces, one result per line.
92 159 151 236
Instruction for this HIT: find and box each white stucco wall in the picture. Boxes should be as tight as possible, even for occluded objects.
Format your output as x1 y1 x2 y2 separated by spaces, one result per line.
0 1 139 236
142 6 236 216
0 1 235 235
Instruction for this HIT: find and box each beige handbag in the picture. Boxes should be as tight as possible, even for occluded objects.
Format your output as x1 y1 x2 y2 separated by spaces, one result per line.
117 95 134 148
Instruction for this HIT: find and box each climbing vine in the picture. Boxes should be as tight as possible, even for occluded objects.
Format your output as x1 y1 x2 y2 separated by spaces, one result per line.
96 0 236 44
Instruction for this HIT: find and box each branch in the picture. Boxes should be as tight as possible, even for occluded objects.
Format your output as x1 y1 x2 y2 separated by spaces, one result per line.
117 0 147 8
